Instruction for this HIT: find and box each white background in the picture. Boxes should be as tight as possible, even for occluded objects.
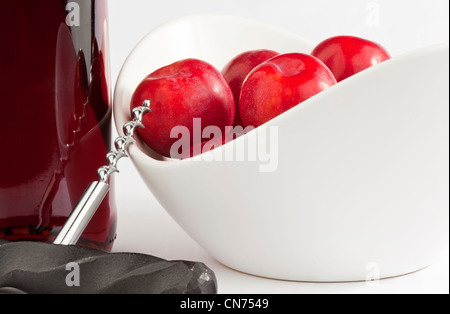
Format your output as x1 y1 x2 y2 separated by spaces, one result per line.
108 0 449 294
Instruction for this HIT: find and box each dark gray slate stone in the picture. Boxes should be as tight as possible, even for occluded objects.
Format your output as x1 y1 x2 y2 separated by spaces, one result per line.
0 240 217 294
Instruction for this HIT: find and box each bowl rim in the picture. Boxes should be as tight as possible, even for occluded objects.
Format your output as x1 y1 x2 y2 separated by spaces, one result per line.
113 13 450 165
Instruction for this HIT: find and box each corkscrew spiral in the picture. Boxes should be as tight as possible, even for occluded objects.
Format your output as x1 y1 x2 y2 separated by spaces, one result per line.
97 99 152 183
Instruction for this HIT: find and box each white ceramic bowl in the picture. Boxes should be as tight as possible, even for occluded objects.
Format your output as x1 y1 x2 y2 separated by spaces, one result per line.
114 14 450 282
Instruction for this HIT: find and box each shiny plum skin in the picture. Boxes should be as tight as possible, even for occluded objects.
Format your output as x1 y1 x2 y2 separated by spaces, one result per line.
239 53 337 128
222 50 279 126
130 59 235 158
311 35 391 82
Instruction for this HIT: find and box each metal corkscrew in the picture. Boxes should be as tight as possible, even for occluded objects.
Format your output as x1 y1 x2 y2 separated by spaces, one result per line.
53 99 152 246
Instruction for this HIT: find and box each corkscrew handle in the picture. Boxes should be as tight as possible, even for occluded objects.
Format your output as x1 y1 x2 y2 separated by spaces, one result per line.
54 100 152 246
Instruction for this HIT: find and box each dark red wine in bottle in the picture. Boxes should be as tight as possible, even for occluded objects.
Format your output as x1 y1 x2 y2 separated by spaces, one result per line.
0 0 117 251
